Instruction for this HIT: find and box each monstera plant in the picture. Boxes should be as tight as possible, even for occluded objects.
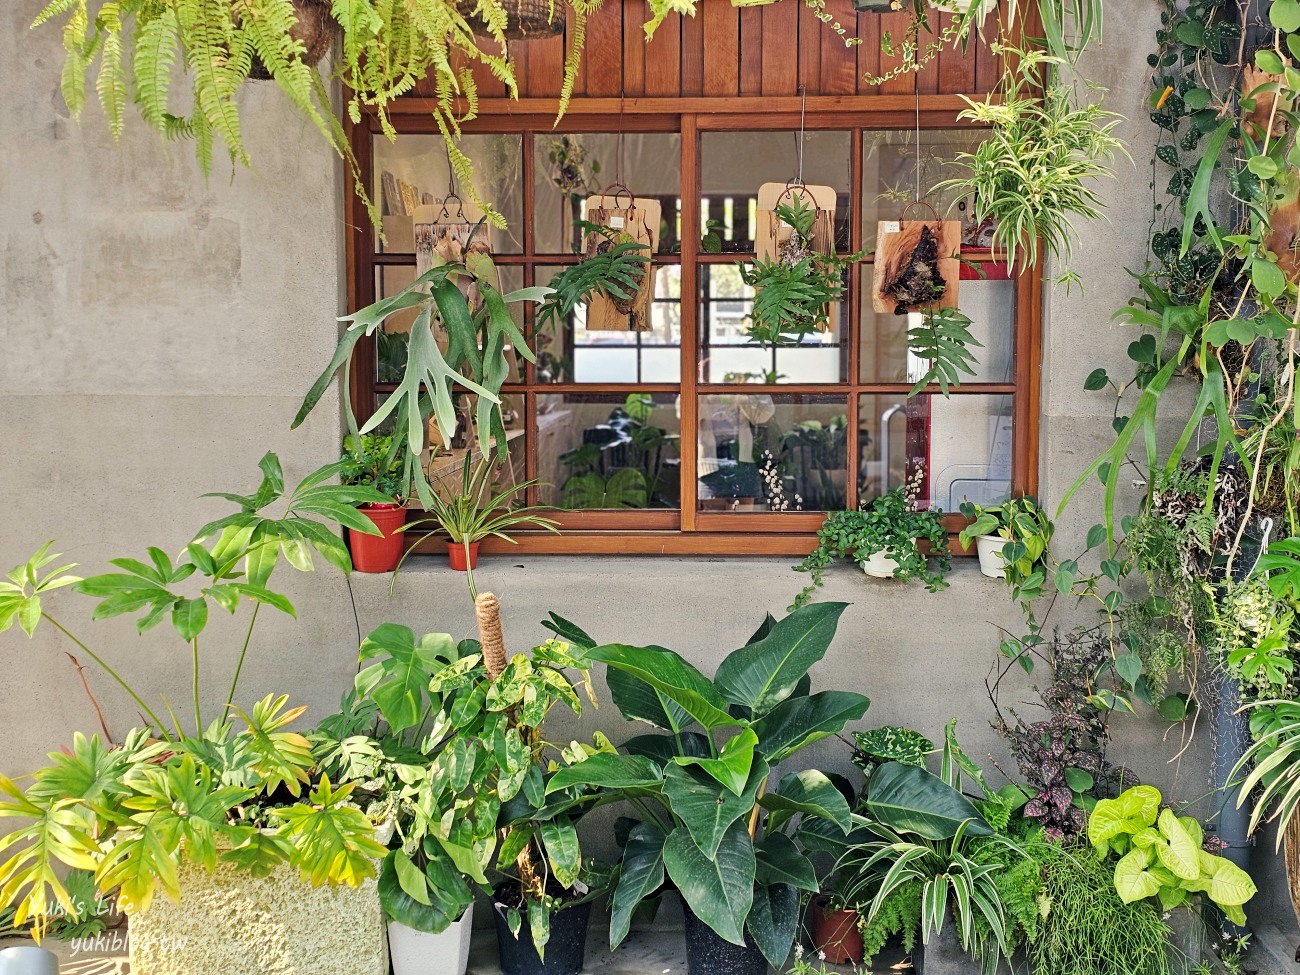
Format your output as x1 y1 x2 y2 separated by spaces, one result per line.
544 602 870 969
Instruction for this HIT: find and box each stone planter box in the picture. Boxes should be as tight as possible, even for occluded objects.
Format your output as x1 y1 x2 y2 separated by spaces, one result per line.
128 860 387 975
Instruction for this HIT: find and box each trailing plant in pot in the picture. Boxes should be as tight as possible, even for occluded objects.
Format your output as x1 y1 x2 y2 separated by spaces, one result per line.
340 432 411 573
958 495 1053 584
792 472 950 608
0 454 393 939
544 602 871 975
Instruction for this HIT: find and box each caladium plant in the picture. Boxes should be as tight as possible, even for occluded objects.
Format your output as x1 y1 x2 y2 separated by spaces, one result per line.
542 601 870 968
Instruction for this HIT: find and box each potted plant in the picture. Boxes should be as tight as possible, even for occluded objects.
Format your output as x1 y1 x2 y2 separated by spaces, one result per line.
957 496 1053 581
405 456 558 576
0 455 395 972
792 474 950 608
545 602 871 975
322 599 611 975
339 432 410 573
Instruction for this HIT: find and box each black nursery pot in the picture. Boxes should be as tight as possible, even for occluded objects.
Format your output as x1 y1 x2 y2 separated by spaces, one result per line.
682 901 768 975
492 891 592 975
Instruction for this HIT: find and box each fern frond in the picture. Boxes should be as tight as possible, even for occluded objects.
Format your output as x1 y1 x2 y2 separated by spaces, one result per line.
132 8 180 133
31 0 81 29
906 307 983 397
58 3 91 118
94 3 128 140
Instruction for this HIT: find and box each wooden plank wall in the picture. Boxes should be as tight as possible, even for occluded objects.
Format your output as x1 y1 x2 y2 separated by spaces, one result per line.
422 0 999 104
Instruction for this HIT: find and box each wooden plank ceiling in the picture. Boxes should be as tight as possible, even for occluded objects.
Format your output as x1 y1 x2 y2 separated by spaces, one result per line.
417 0 1000 106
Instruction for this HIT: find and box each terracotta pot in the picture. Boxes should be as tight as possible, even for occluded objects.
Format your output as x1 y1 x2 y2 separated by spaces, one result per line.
249 0 334 79
448 540 481 571
348 503 407 573
809 896 863 965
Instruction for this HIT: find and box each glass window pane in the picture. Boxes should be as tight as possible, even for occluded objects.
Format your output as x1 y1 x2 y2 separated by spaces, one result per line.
858 268 1015 384
373 134 523 254
699 264 847 384
374 265 525 385
535 265 682 384
858 394 1013 512
534 133 682 255
697 395 848 512
536 394 681 509
861 129 987 250
701 131 852 252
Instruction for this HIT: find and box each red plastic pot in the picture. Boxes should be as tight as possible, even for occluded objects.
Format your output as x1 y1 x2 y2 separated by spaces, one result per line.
447 540 481 571
348 503 407 573
809 895 863 965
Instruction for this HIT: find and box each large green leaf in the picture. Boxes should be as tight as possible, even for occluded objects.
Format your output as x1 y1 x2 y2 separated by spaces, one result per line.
663 760 769 859
1113 846 1162 904
610 822 666 948
378 848 471 934
865 763 991 841
1087 785 1161 852
1154 808 1199 881
606 666 693 733
676 728 757 796
587 644 741 731
754 832 817 892
714 602 847 717
539 819 582 889
746 881 799 968
1202 853 1257 908
545 752 663 796
758 770 852 833
357 625 455 733
664 823 755 947
623 732 711 765
751 690 870 763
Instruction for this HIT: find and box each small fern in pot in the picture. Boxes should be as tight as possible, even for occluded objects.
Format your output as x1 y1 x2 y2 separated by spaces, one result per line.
792 469 950 608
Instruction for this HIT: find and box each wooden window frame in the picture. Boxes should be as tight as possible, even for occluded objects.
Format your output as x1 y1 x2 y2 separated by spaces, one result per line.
345 101 1042 557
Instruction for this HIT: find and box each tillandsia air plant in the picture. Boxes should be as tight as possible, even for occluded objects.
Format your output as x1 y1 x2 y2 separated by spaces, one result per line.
741 196 856 347
0 455 398 933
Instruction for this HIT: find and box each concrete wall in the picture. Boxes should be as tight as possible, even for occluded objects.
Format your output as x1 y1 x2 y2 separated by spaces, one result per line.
0 0 1286 932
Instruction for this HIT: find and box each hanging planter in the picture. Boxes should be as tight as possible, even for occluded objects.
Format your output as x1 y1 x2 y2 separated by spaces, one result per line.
455 0 565 39
872 202 961 316
248 0 335 79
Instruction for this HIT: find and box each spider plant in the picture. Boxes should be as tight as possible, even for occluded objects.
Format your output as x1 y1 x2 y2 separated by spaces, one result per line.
935 45 1126 277
400 456 559 598
829 763 1016 975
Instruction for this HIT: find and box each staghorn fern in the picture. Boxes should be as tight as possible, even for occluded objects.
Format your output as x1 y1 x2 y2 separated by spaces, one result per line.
31 0 692 231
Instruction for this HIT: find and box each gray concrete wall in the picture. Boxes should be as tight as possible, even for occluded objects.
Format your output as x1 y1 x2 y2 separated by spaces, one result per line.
0 0 1285 934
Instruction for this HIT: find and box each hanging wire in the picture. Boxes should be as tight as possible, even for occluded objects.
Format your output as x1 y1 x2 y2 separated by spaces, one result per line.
914 85 922 203
793 86 808 185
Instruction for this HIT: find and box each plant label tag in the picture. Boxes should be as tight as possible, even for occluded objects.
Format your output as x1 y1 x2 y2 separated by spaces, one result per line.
573 881 589 895
882 220 900 233
609 216 625 229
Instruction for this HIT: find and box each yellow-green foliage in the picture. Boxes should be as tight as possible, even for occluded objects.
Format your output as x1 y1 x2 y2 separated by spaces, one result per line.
30 0 683 229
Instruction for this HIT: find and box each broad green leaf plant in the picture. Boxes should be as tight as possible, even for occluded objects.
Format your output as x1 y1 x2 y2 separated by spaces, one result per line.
1087 785 1256 925
0 454 392 933
543 602 870 968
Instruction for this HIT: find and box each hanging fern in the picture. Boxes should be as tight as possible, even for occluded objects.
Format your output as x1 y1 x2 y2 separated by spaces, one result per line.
31 0 694 231
906 306 982 397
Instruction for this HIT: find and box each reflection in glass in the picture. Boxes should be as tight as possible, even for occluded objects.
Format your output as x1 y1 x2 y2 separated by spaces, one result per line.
536 394 681 509
534 133 682 255
535 266 682 384
699 264 846 384
858 394 1013 512
701 131 853 252
374 266 525 385
858 269 1015 384
697 395 847 512
861 129 988 248
373 134 523 253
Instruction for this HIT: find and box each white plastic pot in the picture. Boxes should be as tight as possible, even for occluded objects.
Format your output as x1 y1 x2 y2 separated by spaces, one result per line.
389 905 474 975
974 534 1008 579
928 0 995 13
860 551 901 579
